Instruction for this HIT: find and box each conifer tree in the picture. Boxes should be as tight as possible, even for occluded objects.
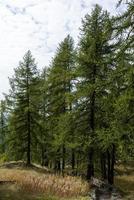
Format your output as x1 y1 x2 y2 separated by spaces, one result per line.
7 50 39 165
0 100 7 154
115 0 134 54
37 68 50 166
47 35 75 172
112 0 134 162
77 4 113 180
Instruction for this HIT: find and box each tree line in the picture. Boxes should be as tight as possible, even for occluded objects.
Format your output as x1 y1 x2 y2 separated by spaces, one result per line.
0 1 133 185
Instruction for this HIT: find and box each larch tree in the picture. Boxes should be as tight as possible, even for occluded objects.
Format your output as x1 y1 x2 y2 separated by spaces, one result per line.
0 100 7 154
7 50 39 165
47 35 75 173
77 4 113 180
112 0 134 162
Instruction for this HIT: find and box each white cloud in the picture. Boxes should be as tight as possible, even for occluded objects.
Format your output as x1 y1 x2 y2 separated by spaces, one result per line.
0 0 120 99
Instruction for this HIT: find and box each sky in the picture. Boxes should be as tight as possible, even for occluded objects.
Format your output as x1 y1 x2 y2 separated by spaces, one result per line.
0 0 124 99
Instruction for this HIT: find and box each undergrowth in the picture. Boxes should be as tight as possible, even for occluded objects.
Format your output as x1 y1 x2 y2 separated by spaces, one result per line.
0 169 89 198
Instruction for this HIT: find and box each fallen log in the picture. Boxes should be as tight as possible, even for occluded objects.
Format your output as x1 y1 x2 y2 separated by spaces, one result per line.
0 181 16 185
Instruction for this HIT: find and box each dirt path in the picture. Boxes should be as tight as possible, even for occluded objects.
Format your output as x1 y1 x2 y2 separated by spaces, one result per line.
0 184 43 200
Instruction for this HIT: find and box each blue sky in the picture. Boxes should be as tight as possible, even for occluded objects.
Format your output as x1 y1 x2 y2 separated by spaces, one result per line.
0 0 124 99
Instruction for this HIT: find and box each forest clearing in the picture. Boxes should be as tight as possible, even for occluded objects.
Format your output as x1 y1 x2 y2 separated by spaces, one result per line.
0 161 133 199
0 0 134 199
0 162 88 200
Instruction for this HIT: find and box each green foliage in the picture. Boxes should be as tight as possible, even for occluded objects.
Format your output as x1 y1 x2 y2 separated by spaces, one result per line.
77 4 113 154
6 51 40 163
0 2 133 183
0 153 8 163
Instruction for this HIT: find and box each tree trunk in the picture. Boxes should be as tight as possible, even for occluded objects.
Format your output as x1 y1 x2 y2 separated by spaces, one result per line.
41 147 49 167
110 144 115 184
87 148 94 180
107 145 115 184
62 145 66 174
57 160 61 173
107 149 111 184
54 148 61 173
0 107 5 153
101 153 107 180
87 89 95 180
71 149 75 170
41 146 45 166
26 63 31 166
27 109 31 166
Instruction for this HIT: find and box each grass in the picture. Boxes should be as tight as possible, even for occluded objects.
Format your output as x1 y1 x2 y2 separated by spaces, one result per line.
0 161 133 200
115 161 134 199
0 168 89 200
0 184 89 200
0 184 43 200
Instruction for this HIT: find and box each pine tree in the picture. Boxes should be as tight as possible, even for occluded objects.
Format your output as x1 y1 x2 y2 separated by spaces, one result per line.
77 4 113 180
7 50 39 165
47 35 75 173
111 0 134 162
115 0 134 54
0 100 7 154
37 68 50 166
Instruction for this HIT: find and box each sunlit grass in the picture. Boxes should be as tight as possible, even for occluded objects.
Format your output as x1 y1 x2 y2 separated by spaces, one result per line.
0 169 89 198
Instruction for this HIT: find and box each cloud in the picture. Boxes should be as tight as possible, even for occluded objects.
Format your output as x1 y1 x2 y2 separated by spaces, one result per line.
0 0 119 99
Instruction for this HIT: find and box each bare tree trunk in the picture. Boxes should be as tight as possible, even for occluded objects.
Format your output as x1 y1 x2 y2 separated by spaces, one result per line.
62 144 66 175
87 148 94 180
26 71 31 166
87 90 95 180
107 149 111 184
110 145 115 184
101 153 107 180
107 145 115 184
71 149 75 170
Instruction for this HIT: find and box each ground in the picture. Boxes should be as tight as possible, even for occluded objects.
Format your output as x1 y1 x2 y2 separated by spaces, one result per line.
0 184 43 200
0 184 89 200
0 162 89 200
115 161 134 200
0 161 133 200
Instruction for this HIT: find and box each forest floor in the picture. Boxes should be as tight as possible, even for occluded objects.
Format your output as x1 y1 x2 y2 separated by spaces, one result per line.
0 184 44 200
0 184 88 200
0 162 89 200
0 161 133 200
115 161 134 199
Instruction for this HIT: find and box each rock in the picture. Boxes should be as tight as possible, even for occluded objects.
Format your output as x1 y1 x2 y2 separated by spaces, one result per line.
89 178 123 200
90 187 111 200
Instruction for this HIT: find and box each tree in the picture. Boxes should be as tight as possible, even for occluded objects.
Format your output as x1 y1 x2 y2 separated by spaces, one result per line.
111 0 134 162
0 100 7 154
37 68 50 166
7 50 39 165
47 35 75 173
115 0 134 55
77 4 113 180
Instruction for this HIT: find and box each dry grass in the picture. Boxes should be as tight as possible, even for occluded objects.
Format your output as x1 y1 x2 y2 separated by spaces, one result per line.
115 162 134 176
115 162 134 199
115 175 134 199
0 169 89 198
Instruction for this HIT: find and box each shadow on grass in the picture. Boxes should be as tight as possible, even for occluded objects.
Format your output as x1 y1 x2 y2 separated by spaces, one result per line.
0 184 45 200
115 175 134 199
